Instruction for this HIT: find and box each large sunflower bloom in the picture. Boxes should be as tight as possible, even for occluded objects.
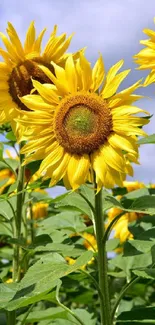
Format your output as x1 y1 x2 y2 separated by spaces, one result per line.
0 21 75 129
19 53 149 191
134 17 155 86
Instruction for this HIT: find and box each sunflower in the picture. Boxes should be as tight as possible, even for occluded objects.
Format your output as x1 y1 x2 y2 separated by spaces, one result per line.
134 17 155 86
0 21 75 132
108 208 143 243
18 53 149 191
108 181 145 243
31 202 49 220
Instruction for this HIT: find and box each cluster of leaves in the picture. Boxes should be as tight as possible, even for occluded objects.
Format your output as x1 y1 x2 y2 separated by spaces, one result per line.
0 131 155 324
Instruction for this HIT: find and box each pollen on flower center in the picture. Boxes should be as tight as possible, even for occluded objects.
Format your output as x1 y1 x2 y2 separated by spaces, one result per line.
8 59 54 111
54 93 113 155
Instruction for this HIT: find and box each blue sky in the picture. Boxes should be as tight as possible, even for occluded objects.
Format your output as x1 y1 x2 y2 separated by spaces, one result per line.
0 0 155 195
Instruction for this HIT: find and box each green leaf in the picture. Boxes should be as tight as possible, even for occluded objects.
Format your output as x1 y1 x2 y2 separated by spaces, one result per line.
0 283 18 309
34 243 84 258
26 160 42 176
109 252 152 277
18 307 78 324
132 268 155 279
106 238 120 251
117 306 155 321
124 240 155 256
128 196 155 215
123 188 150 199
38 211 86 235
0 196 16 220
6 131 16 142
54 191 93 218
6 251 93 310
137 134 155 144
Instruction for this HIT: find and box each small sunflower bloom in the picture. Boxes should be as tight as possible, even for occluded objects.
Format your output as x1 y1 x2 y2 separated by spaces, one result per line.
82 232 97 251
108 207 141 243
123 180 145 192
108 181 146 243
0 21 75 133
32 202 48 220
0 168 15 194
134 17 155 86
19 53 149 191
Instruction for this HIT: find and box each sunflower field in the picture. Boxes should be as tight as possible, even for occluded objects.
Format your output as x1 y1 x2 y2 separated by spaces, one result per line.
0 17 155 325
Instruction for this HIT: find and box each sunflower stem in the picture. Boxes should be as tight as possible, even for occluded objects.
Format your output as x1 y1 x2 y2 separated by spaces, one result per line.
94 187 111 325
13 143 25 283
7 310 16 325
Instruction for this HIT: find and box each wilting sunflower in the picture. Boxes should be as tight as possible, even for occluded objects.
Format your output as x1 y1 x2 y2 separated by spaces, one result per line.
19 53 149 191
134 17 155 86
0 21 75 131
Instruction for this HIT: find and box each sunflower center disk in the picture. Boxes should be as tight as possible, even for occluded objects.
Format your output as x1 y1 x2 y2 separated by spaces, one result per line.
54 94 113 155
8 59 54 111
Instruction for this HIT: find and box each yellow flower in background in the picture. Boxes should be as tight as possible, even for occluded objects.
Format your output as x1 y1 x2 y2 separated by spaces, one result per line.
0 168 15 194
108 181 145 243
0 21 75 134
82 232 97 251
0 149 44 194
134 17 155 86
123 180 145 192
19 53 148 191
32 202 48 220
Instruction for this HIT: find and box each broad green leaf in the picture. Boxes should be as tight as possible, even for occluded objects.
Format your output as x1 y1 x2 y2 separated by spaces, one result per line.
6 131 16 141
124 240 155 256
109 252 152 277
0 158 18 173
132 268 155 279
106 238 120 251
0 283 18 309
0 196 16 220
128 196 155 215
34 243 85 258
0 222 12 236
38 211 86 235
117 306 155 321
138 134 155 144
17 307 79 324
25 160 42 176
6 251 93 310
123 188 150 199
54 191 93 218
30 190 49 202
19 307 96 325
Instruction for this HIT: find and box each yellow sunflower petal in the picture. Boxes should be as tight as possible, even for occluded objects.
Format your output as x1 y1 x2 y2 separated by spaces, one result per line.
65 55 77 93
67 154 90 190
100 144 125 173
101 69 130 99
108 133 138 154
90 54 105 92
24 21 36 53
7 22 24 58
80 53 92 90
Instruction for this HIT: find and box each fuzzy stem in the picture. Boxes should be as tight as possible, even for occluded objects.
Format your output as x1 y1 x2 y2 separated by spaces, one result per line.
94 188 111 325
13 143 25 282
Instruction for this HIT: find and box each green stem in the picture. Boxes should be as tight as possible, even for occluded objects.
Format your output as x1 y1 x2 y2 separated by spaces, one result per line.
13 143 25 282
56 293 86 325
81 269 103 301
7 310 16 325
94 188 111 325
20 304 35 325
111 276 139 323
